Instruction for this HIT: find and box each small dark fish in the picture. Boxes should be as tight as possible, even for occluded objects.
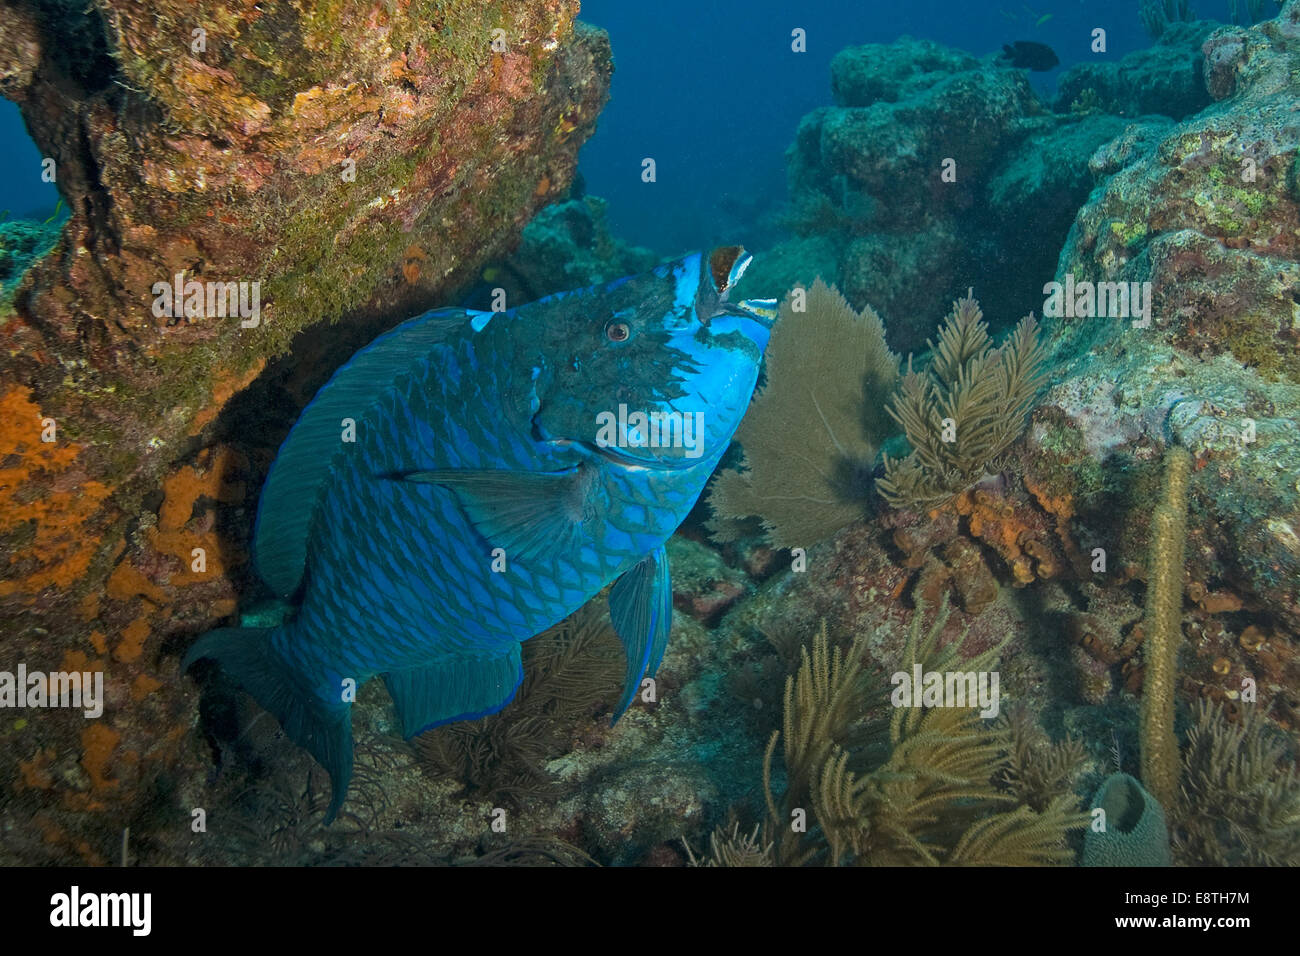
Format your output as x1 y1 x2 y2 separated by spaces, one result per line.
1000 40 1059 71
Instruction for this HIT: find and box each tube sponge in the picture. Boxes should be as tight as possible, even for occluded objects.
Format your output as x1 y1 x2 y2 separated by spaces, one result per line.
1081 772 1172 866
1140 445 1191 809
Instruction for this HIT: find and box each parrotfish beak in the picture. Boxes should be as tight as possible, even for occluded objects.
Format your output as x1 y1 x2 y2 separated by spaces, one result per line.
702 246 777 345
712 246 753 295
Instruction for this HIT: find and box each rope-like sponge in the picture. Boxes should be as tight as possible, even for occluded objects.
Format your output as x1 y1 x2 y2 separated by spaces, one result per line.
1140 445 1192 809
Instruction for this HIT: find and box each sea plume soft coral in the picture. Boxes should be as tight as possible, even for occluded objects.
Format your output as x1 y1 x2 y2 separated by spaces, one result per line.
762 599 1088 866
683 822 775 867
876 291 1047 511
1173 699 1300 866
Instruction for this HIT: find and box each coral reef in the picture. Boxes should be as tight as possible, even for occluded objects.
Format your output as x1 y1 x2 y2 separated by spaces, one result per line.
5 0 1299 871
878 293 1047 510
736 36 1138 354
0 0 611 864
1057 21 1217 120
1034 0 1300 634
707 280 898 548
669 2 1300 869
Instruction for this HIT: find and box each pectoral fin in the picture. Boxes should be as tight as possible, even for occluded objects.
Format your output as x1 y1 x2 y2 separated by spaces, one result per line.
402 468 590 564
608 546 672 722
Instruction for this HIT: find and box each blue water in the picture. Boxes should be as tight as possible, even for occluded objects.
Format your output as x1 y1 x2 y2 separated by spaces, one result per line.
0 1 1242 235
0 101 58 220
578 0 1191 253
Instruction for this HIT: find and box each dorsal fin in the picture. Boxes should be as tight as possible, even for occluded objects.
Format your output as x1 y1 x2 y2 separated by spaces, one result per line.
253 308 483 597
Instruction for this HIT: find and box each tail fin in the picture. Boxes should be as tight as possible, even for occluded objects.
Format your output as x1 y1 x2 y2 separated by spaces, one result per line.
183 627 353 823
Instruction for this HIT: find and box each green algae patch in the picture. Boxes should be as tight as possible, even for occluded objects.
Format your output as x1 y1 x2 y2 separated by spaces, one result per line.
1027 412 1107 510
1218 309 1300 383
1108 220 1148 248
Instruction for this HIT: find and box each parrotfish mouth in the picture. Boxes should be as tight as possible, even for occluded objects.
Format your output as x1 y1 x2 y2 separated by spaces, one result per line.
704 250 778 356
726 299 778 328
583 439 662 470
533 431 684 472
715 300 777 353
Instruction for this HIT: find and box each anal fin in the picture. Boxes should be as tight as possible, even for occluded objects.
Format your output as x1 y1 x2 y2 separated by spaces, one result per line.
383 643 524 738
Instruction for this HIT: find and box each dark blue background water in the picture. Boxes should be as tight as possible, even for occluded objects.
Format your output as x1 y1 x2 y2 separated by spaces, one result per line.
576 0 1220 253
0 101 58 220
0 1 1248 241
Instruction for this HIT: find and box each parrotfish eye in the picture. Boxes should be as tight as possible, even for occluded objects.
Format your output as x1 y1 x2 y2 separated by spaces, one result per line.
605 320 631 343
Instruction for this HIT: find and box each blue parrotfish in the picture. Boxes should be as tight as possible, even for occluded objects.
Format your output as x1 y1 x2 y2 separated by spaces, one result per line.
183 246 776 821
